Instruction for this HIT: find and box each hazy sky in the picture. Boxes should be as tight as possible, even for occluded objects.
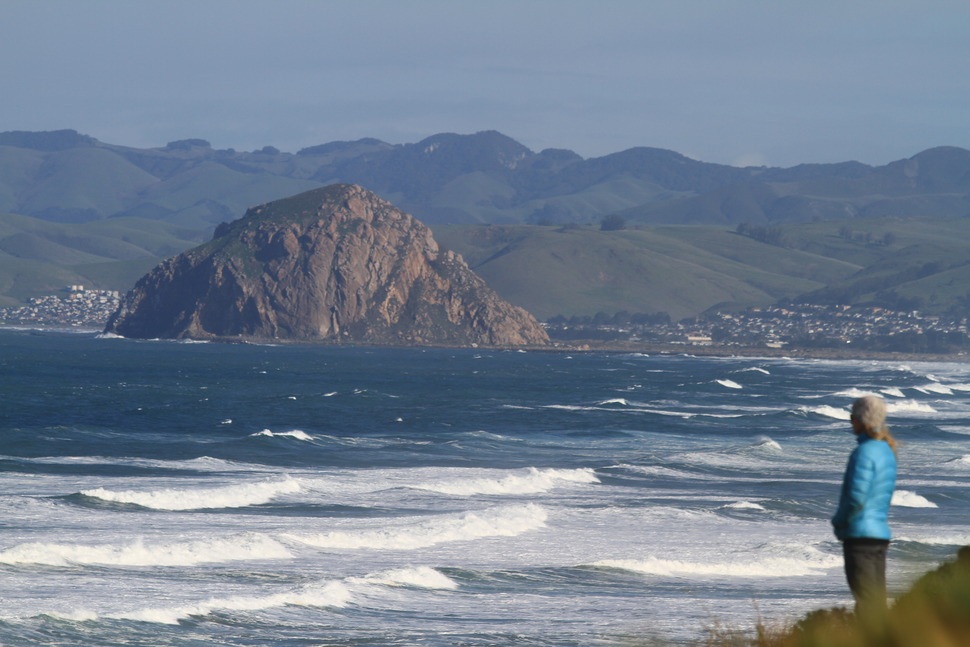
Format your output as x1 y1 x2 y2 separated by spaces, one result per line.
3 0 968 167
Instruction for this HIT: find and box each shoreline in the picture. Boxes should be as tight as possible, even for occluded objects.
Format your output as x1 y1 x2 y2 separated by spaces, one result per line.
550 339 970 363
4 323 969 363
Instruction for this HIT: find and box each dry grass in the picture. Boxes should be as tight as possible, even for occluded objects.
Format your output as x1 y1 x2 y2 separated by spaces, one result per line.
698 546 970 647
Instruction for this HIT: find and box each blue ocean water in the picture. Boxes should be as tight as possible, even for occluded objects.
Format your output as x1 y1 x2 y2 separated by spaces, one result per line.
1 328 969 646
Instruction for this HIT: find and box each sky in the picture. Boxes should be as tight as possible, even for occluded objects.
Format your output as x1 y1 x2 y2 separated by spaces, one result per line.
2 0 968 168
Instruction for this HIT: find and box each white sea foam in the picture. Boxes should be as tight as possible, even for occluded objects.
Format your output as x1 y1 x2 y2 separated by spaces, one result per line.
0 532 291 567
752 436 782 451
74 565 457 625
415 467 599 496
598 398 630 406
720 501 766 511
943 455 970 468
886 400 937 415
880 387 906 398
592 550 839 578
251 429 314 441
795 405 850 420
80 477 302 510
108 580 354 624
833 388 876 399
895 533 970 546
891 490 937 508
283 504 548 550
737 367 770 375
716 379 743 389
356 566 459 590
915 383 954 395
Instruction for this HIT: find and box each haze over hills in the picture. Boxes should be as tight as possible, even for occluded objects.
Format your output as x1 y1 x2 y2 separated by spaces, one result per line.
2 128 970 319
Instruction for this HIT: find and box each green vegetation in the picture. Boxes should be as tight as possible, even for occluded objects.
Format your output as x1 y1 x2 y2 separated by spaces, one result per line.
696 547 970 647
8 208 970 323
2 131 969 317
0 211 205 303
432 217 970 321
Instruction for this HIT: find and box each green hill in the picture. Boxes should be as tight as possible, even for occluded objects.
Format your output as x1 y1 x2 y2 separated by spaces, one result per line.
0 211 204 304
432 224 859 320
433 216 970 321
2 128 970 320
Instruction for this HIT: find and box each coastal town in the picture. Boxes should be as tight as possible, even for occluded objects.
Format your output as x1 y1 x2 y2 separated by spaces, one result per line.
0 287 121 329
3 286 969 357
546 303 970 355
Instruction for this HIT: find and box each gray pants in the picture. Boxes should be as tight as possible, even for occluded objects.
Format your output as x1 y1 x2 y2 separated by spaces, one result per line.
843 537 889 618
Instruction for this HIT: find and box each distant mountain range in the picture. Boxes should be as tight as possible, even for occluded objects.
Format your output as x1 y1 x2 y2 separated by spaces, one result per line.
2 129 970 318
4 128 969 229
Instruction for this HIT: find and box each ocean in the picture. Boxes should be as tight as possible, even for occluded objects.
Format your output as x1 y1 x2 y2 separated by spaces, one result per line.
1 328 968 646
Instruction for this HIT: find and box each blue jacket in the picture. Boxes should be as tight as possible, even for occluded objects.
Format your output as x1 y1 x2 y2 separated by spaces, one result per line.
832 435 897 541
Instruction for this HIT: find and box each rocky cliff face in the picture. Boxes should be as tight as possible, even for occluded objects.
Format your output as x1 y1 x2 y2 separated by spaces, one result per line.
103 184 549 346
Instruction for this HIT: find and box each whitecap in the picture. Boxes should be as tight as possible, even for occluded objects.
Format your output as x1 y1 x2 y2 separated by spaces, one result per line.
591 551 839 578
74 565 458 625
737 367 770 375
107 580 354 625
251 429 314 441
895 533 970 546
891 490 937 508
356 566 459 590
914 383 954 395
879 387 906 398
414 467 599 496
598 398 630 406
716 379 743 389
283 503 548 551
80 477 302 510
833 388 877 399
795 405 850 420
0 532 291 567
720 501 766 511
886 400 937 415
943 455 970 468
751 436 781 451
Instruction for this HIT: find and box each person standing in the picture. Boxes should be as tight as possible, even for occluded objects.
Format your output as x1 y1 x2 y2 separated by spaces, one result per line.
831 394 898 620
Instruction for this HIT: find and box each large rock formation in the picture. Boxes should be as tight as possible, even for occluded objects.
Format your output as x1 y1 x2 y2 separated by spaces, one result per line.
103 184 549 346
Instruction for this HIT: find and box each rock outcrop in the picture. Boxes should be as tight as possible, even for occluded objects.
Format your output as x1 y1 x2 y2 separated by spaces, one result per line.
103 184 549 346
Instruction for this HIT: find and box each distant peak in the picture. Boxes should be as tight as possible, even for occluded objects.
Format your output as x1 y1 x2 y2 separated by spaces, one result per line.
0 129 98 151
296 138 393 156
164 139 212 150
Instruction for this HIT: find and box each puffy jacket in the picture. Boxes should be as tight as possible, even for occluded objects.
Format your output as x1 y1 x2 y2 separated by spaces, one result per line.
832 434 897 541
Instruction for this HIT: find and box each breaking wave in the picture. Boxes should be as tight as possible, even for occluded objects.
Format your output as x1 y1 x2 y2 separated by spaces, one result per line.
414 467 598 496
591 545 839 579
0 532 291 567
891 490 937 508
250 429 315 441
80 477 302 510
283 504 548 550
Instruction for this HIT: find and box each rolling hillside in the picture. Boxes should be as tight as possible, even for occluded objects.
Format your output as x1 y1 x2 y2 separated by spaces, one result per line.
3 128 970 319
0 212 205 306
3 129 969 230
432 224 861 320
